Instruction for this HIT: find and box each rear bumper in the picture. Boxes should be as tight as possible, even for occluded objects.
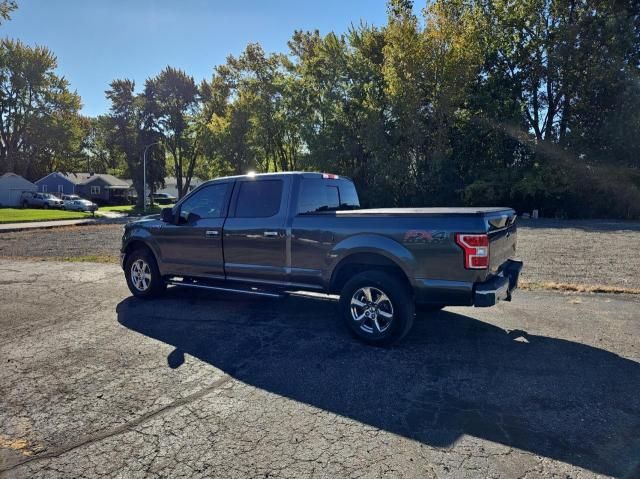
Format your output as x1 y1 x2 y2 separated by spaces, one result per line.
473 259 523 307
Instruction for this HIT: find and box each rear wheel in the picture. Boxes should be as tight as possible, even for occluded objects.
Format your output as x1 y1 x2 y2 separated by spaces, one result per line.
42 203 49 209
125 248 166 299
339 271 414 346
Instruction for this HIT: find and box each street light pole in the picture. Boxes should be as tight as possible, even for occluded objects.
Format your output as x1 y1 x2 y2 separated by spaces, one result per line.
142 141 161 213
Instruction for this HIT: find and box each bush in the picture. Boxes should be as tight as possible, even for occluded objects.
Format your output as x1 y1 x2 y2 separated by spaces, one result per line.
463 163 640 219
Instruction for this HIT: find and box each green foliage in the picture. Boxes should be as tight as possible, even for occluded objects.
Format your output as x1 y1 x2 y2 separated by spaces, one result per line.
0 39 84 178
0 0 16 25
104 79 166 206
83 115 126 175
144 67 200 198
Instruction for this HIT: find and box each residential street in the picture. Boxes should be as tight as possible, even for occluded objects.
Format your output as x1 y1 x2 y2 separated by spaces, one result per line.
1 260 638 478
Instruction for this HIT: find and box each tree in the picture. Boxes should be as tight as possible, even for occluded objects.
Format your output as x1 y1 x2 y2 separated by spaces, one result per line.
83 115 126 175
144 67 200 198
199 73 252 176
93 0 640 218
0 0 16 25
0 39 84 178
211 44 304 174
105 79 165 207
480 0 640 154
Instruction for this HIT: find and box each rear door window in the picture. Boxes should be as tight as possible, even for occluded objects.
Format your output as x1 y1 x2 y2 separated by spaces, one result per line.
235 180 283 218
297 179 340 213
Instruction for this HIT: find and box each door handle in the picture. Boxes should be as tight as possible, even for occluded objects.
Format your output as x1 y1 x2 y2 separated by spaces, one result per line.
205 230 219 237
263 231 279 237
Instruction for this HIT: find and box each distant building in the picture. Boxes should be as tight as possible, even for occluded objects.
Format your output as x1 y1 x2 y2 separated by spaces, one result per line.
35 172 90 196
0 173 37 207
75 174 132 205
157 176 204 198
35 172 134 205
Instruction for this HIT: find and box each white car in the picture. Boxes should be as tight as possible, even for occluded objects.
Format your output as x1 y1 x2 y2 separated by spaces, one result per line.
64 199 98 213
62 194 81 207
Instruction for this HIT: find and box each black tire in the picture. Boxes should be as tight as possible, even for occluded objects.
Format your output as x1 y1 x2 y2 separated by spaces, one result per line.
339 271 415 346
124 248 166 299
43 203 49 209
22 201 28 209
416 303 445 313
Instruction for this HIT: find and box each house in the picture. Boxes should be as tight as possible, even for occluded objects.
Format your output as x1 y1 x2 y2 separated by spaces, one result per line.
75 174 133 205
0 173 37 207
157 176 204 198
35 172 91 196
35 172 134 205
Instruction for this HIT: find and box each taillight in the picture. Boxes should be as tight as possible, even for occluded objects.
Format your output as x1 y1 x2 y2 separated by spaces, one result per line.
455 233 489 269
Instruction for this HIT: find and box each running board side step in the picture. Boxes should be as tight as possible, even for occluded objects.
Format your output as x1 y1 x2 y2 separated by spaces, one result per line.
166 279 285 298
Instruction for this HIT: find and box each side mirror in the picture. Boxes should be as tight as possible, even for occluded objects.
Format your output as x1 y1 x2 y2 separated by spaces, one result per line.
161 207 174 223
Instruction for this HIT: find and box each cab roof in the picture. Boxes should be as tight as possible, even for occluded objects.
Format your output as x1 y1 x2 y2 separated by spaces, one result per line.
202 171 351 186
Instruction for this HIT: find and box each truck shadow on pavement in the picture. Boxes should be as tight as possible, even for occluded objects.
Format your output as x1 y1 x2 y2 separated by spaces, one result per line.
116 288 640 478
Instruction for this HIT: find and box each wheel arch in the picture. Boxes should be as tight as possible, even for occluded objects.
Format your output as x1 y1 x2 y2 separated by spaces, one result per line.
122 239 160 271
329 250 413 295
327 234 416 294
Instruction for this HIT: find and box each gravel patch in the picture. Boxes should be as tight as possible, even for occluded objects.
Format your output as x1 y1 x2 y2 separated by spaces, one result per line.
1 219 639 289
0 224 122 260
517 219 640 289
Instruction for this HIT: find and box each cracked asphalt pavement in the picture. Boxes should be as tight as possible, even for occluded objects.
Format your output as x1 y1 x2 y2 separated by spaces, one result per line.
0 260 639 478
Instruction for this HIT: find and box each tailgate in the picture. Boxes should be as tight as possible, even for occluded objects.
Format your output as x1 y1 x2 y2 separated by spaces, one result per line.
487 211 518 272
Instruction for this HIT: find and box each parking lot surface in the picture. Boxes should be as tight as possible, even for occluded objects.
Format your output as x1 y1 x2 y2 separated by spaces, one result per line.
1 260 638 478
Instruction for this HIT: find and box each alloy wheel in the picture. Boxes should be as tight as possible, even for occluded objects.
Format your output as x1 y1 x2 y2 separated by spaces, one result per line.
350 286 394 334
130 259 152 292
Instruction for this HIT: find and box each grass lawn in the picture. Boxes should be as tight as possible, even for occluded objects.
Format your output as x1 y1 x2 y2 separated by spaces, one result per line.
99 204 135 213
100 204 173 215
0 208 93 224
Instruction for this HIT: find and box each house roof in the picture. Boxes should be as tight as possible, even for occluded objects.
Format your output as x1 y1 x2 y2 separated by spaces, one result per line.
36 172 132 187
35 172 93 184
80 174 130 187
60 172 93 184
0 172 36 186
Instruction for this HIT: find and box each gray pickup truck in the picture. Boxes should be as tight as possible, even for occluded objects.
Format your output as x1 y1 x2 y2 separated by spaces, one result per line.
121 172 522 345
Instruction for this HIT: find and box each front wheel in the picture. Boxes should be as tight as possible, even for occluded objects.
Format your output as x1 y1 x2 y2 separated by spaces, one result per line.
124 248 166 299
339 271 415 346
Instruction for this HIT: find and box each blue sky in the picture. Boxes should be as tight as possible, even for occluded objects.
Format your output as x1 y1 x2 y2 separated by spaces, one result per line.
2 0 392 116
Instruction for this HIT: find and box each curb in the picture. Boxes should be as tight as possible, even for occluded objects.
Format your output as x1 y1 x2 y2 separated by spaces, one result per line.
0 217 129 233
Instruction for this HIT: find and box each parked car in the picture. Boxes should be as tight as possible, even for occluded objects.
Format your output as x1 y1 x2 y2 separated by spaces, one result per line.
149 192 176 205
121 172 522 345
63 198 98 213
20 192 64 209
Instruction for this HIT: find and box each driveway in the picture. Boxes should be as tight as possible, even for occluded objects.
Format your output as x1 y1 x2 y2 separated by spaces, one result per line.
0 260 638 478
